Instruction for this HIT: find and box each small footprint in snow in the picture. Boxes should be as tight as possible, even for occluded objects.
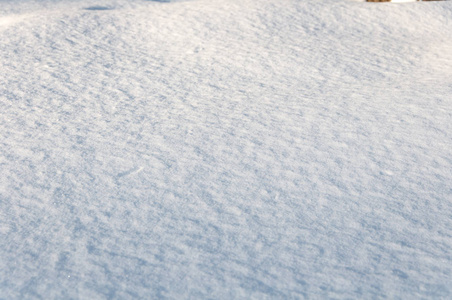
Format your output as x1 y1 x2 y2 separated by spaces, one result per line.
117 167 144 178
84 6 114 11
393 269 408 279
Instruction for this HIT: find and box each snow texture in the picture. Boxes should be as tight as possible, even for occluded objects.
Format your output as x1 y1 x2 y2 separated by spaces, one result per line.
1 0 452 298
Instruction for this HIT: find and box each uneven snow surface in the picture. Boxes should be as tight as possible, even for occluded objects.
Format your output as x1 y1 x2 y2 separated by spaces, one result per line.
1 0 452 298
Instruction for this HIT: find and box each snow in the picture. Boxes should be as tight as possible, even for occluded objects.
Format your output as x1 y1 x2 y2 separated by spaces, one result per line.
1 0 451 298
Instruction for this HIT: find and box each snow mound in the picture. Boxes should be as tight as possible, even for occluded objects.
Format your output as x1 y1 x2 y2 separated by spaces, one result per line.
1 0 451 298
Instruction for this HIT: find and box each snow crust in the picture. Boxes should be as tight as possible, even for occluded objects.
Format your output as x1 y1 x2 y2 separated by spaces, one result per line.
1 0 451 298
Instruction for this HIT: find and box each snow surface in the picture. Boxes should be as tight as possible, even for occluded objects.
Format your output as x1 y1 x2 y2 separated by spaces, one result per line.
1 0 452 298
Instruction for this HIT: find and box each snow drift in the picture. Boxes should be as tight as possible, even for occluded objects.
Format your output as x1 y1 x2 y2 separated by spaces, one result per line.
1 0 451 298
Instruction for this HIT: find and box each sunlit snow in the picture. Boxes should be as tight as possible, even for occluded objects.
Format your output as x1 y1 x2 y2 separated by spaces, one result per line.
1 0 451 298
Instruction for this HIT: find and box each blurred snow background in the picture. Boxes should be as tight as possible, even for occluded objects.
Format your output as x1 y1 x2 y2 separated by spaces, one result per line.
1 0 451 298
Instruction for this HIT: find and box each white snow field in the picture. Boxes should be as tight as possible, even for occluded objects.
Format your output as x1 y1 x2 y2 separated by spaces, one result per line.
1 0 452 298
